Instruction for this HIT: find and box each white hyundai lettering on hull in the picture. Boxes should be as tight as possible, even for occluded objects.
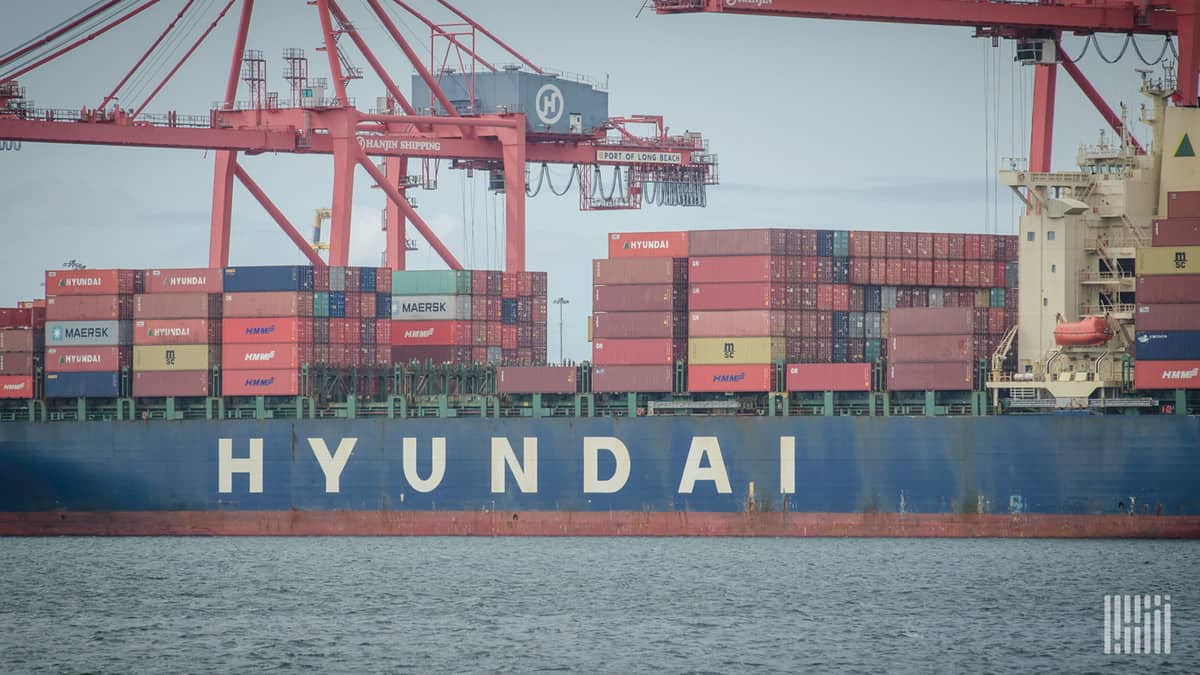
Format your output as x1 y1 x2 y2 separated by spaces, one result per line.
308 438 357 493
678 436 731 494
583 437 631 494
491 437 538 493
218 438 263 493
402 437 446 492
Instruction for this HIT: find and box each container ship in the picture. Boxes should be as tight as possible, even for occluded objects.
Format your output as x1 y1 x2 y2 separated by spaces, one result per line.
2 3 1199 537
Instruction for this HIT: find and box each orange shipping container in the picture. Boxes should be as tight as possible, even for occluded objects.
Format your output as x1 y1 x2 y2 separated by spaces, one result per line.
0 375 34 398
44 269 135 296
222 343 307 370
608 231 689 258
142 268 223 294
134 319 220 345
223 369 301 396
688 364 774 392
223 292 313 318
45 346 129 372
222 317 311 344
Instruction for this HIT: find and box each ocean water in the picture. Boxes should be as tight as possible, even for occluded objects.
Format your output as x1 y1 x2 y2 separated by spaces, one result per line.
0 538 1196 673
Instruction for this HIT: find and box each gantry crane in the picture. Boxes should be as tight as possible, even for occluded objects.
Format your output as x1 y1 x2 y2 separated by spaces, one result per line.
0 0 718 272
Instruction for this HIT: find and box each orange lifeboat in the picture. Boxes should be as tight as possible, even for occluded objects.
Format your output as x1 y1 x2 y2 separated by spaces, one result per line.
1054 316 1112 346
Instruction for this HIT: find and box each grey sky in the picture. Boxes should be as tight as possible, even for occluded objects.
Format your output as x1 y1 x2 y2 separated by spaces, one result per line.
0 1 1169 361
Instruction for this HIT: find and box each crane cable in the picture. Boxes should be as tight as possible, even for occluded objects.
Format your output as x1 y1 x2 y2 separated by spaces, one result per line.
0 0 135 81
525 163 578 197
1061 34 1176 66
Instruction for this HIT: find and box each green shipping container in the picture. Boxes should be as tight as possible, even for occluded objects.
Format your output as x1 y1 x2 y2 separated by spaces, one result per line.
990 288 1006 308
865 339 882 364
313 292 330 318
832 231 850 257
391 270 472 296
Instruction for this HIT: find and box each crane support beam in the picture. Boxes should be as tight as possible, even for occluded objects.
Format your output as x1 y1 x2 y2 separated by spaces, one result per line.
233 163 328 268
0 118 299 151
1059 50 1145 153
384 155 408 270
1029 63 1057 174
364 0 463 120
221 0 254 110
327 0 418 116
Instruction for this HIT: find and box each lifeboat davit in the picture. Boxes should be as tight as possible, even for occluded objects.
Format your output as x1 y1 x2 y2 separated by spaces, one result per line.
1054 316 1112 346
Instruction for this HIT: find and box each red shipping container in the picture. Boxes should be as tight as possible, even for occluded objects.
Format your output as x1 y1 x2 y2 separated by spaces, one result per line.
45 346 129 372
816 312 833 338
689 283 787 310
932 233 950 259
947 261 965 287
888 362 974 391
502 325 517 350
916 233 933 259
901 232 917 258
142 268 223 294
793 284 816 309
313 267 330 292
533 297 547 322
688 364 773 393
688 228 786 256
964 234 981 260
886 232 903 258
1152 218 1200 246
0 329 40 352
800 257 818 283
784 257 802 282
885 259 902 286
849 232 871 257
391 345 473 364
917 260 934 286
0 353 36 376
592 365 674 392
496 366 577 394
948 234 966 260
994 262 1007 288
816 259 833 283
46 295 132 321
910 288 928 308
1135 360 1200 389
44 269 135 296
223 369 301 396
933 261 951 287
786 363 871 392
848 286 865 312
0 308 33 328
815 338 833 363
223 292 311 318
518 272 534 296
689 310 785 337
869 231 888 258
222 317 311 344
895 288 913 309
592 284 682 312
800 230 818 256
133 370 210 397
816 284 834 310
134 293 221 320
223 343 308 370
688 255 786 283
979 262 995 287
502 273 518 298
800 311 818 336
472 270 488 294
0 375 34 399
608 231 689 259
1136 275 1200 303
134 319 220 345
389 320 472 346
1167 191 1200 218
341 318 361 344
832 285 850 312
900 259 918 286
359 293 375 318
988 307 1007 335
889 335 972 363
849 258 870 285
592 338 681 365
868 258 885 285
888 307 974 336
964 260 981 287
1135 304 1200 331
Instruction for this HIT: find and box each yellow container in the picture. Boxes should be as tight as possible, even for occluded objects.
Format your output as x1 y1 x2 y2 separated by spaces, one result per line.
133 344 217 372
688 337 784 365
1136 246 1200 275
974 289 991 308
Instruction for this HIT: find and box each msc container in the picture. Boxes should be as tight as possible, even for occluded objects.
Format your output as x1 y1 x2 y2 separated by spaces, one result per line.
688 228 786 256
592 311 684 339
688 364 773 393
1134 359 1200 389
0 352 35 376
45 320 132 346
133 319 220 345
889 335 973 363
1134 331 1200 360
1136 246 1200 275
221 317 312 344
44 269 135 296
222 292 313 318
496 366 577 394
389 320 473 346
223 266 314 292
1136 275 1200 303
143 268 223 294
1135 304 1200 332
593 257 686 285
133 293 222 320
390 294 470 321
46 295 132 321
786 363 871 392
607 231 688 258
592 284 682 312
888 362 974 391
222 369 301 396
1167 191 1200 218
0 328 40 352
132 345 219 371
1152 218 1200 246
132 370 210 397
220 343 305 370
44 371 121 398
591 364 673 393
389 270 472 295
688 283 787 310
887 307 974 336
688 310 785 337
44 346 129 372
592 338 683 365
687 255 786 283
688 337 784 365
0 375 34 399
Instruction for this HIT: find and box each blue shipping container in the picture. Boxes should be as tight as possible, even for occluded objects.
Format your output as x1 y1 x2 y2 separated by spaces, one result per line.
1135 331 1200 360
44 371 121 398
359 268 377 293
375 293 392 319
816 231 835 257
328 292 346 318
832 258 850 284
223 266 314 293
502 298 519 324
865 286 882 313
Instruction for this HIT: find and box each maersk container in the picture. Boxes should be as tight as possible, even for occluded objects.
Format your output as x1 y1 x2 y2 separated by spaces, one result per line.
1134 359 1200 389
390 294 470 321
46 320 132 347
888 362 974 391
1136 304 1200 332
688 364 773 393
496 367 577 394
223 266 314 293
222 369 300 397
0 352 35 376
134 293 221 320
0 329 40 352
44 371 121 398
591 365 673 393
132 370 210 398
1134 332 1200 360
688 228 786 257
1136 275 1200 303
688 337 784 365
46 295 133 322
888 307 974 337
44 269 136 296
0 375 34 398
391 270 472 296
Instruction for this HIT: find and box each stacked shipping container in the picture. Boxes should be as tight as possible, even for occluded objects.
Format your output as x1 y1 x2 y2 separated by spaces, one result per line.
312 266 392 372
132 268 222 397
221 265 315 396
1135 201 1200 389
591 232 689 393
0 306 43 398
43 269 135 398
886 307 979 391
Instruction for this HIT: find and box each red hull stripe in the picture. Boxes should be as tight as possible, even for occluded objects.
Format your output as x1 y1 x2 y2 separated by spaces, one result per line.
3 512 1200 538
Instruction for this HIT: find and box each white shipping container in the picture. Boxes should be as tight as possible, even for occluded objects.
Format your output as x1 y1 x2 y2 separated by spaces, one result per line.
390 294 471 321
45 320 132 346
